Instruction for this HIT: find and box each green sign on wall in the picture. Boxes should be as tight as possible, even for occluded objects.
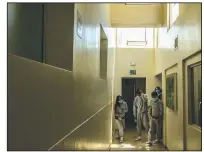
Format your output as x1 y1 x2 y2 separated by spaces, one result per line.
129 70 136 75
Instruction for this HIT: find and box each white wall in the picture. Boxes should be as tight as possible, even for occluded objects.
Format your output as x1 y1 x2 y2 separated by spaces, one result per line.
155 3 201 150
111 4 164 27
155 4 201 75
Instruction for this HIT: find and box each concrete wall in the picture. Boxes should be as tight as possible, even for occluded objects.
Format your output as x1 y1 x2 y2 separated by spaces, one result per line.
155 3 201 150
7 3 115 151
111 3 164 27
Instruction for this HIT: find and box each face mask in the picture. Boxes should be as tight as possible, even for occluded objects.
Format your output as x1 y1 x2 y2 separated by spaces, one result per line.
118 100 123 104
156 90 160 94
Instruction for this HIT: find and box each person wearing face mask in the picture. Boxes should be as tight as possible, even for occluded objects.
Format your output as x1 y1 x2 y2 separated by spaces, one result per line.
114 95 128 143
133 89 149 141
155 87 163 141
155 87 162 100
146 91 163 145
118 96 128 129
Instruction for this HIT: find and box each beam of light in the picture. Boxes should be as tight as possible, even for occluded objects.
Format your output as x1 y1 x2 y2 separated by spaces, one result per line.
145 144 152 151
137 145 143 149
110 144 135 148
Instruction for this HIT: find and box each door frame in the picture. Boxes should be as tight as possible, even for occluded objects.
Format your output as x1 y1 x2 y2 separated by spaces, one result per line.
121 77 147 128
121 77 147 95
183 50 201 150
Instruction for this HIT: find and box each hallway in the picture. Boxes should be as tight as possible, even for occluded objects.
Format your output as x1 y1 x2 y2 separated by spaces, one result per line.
7 2 202 151
111 129 167 151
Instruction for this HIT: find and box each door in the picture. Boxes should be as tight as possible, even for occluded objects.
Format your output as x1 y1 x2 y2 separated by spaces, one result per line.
184 56 201 150
122 78 146 129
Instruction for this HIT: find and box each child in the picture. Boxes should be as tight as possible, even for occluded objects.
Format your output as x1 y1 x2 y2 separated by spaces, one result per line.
146 91 163 145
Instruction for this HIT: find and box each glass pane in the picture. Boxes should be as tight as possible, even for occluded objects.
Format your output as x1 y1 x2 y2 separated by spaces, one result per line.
170 3 179 26
117 28 146 42
190 64 201 127
117 28 153 48
127 28 146 41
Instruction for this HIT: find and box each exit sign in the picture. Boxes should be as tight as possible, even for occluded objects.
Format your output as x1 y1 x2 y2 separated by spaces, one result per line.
130 70 136 75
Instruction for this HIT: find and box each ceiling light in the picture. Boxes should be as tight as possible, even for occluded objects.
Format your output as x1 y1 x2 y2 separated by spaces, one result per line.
125 3 162 5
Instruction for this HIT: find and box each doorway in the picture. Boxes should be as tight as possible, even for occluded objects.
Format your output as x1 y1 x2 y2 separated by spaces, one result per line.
121 77 146 129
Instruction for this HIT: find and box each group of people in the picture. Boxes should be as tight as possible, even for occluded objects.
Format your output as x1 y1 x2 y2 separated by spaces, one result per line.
114 87 163 146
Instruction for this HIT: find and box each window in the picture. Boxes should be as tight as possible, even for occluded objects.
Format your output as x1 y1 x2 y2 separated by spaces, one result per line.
8 3 44 62
188 63 201 127
168 3 179 28
117 28 154 48
100 24 108 79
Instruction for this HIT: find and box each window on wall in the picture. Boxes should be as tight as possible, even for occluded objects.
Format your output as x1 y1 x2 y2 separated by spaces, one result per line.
188 63 201 128
100 24 108 80
8 3 44 62
168 3 179 28
117 28 154 48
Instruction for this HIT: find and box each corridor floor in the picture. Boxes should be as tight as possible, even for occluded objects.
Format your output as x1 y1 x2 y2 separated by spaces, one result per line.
110 128 168 151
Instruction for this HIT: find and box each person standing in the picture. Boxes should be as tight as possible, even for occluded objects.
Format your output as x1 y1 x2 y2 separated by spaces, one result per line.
121 98 128 130
133 89 149 141
114 95 128 143
146 91 163 145
133 96 138 124
155 86 163 140
155 87 162 100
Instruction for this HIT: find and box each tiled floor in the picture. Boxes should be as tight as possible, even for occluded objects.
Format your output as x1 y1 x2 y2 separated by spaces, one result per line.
110 128 168 151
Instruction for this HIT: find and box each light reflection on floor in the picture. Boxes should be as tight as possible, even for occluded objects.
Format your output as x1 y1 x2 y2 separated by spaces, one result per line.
110 143 135 148
110 128 167 151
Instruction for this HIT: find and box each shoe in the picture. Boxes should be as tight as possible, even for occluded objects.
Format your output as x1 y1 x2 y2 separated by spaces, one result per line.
119 137 124 143
146 141 152 145
134 136 141 141
153 139 160 144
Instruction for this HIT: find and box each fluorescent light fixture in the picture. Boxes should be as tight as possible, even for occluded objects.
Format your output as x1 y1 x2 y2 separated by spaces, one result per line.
127 41 147 46
125 3 162 5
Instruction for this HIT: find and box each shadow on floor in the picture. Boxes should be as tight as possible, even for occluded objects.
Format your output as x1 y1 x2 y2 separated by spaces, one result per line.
111 128 168 151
